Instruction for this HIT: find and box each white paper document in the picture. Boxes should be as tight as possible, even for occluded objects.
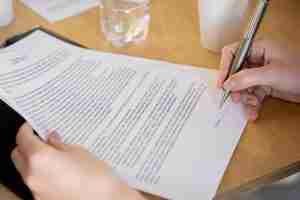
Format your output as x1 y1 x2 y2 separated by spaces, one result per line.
20 0 100 22
0 31 247 200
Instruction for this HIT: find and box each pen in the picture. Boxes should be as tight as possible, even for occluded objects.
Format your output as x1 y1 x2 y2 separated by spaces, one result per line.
219 0 269 109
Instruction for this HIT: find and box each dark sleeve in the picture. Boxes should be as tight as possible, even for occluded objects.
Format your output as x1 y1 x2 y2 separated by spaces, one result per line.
0 100 33 200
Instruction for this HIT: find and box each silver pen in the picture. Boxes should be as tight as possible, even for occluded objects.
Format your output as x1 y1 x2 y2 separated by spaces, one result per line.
219 0 269 109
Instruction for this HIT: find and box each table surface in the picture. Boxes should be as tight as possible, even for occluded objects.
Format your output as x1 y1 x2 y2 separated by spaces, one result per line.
1 0 300 199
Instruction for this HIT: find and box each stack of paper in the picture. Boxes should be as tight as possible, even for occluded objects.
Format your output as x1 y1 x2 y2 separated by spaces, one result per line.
0 30 247 200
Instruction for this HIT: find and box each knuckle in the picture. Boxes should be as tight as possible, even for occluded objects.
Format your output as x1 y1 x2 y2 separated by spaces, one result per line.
222 46 233 54
230 74 242 85
237 70 252 84
262 39 272 46
241 75 252 86
257 39 273 50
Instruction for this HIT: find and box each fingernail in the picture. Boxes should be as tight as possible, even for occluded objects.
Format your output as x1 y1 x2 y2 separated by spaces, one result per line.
250 112 258 121
48 131 61 142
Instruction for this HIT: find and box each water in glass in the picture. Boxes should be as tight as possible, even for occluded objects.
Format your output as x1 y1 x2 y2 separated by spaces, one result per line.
101 0 150 47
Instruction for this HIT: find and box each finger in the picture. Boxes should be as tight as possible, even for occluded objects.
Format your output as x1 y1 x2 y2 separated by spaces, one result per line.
244 104 260 121
253 86 271 103
231 92 241 103
47 131 67 151
218 40 267 88
247 87 254 94
241 93 260 107
16 123 48 158
217 44 238 87
11 147 28 177
223 65 274 92
246 43 266 66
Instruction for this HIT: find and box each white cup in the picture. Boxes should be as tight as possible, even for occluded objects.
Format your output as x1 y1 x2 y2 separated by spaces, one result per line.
0 0 14 27
198 0 249 52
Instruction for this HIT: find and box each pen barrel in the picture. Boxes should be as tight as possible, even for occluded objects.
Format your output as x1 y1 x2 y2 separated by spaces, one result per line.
245 0 269 40
227 0 269 79
229 39 248 75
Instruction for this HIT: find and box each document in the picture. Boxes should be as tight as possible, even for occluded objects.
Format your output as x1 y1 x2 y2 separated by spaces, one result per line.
20 0 100 22
0 31 247 200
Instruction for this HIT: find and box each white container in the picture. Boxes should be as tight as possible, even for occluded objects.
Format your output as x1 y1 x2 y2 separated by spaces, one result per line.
0 0 14 27
198 0 249 52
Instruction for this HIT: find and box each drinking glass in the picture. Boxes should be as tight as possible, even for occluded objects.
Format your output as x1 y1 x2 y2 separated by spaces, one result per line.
100 0 150 47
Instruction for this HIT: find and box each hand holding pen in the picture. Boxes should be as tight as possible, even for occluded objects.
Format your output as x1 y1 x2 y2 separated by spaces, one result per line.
217 0 300 121
219 0 269 110
217 42 300 121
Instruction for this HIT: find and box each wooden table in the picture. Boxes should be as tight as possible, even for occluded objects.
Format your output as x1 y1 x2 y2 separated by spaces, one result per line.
1 0 300 199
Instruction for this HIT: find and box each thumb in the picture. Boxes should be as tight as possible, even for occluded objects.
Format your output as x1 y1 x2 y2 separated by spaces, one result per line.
11 147 28 177
16 123 48 158
223 66 274 92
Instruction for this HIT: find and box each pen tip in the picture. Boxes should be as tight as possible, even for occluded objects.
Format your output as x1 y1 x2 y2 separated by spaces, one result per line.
219 99 224 110
219 91 229 110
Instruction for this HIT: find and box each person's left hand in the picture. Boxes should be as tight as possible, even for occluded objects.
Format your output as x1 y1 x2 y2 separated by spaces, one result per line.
11 123 145 200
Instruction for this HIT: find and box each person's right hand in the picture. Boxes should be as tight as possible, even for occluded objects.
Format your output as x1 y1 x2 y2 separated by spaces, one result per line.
217 40 300 121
